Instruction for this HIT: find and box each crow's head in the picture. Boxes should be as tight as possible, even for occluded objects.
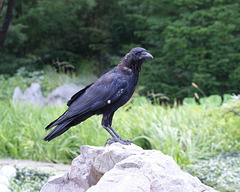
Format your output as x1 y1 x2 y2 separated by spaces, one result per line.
130 47 153 61
123 47 153 73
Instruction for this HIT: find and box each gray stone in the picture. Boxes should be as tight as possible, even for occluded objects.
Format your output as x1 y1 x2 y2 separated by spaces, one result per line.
0 184 10 192
0 166 16 192
46 84 82 106
41 143 218 192
0 159 71 176
12 83 45 106
0 165 16 179
0 175 9 186
41 173 83 192
12 87 23 102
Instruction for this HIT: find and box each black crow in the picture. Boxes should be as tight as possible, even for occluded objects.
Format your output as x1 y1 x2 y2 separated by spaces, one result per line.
44 47 153 145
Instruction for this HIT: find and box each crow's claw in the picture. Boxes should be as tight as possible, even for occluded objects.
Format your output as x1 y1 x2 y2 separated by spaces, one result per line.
104 137 134 146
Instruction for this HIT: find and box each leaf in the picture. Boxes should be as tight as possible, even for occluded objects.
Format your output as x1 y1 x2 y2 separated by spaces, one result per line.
223 94 232 104
199 95 222 108
183 97 197 105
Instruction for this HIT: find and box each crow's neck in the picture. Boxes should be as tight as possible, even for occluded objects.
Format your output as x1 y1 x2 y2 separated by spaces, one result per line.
118 57 142 75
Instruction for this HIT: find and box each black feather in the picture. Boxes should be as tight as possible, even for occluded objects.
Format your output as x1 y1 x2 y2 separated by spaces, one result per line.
43 47 153 143
67 83 93 106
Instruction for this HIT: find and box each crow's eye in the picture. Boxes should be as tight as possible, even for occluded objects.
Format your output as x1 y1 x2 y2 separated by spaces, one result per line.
134 51 141 55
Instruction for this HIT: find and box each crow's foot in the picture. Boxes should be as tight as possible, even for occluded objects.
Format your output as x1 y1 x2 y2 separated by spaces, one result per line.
104 137 134 146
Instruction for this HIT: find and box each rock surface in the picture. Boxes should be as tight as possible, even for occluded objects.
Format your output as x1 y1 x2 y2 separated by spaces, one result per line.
41 143 217 192
12 83 82 106
47 84 82 106
0 184 10 192
12 83 45 106
0 165 16 179
0 165 17 192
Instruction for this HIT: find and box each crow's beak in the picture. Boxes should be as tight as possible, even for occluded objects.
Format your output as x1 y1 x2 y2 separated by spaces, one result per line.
140 51 154 60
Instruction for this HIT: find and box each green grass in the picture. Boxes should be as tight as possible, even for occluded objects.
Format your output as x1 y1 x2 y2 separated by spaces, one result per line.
1 97 240 166
1 67 240 166
1 68 240 191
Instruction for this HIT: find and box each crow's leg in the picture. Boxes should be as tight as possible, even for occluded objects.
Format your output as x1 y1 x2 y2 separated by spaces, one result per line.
104 125 134 146
104 112 124 139
102 112 133 145
102 125 117 139
103 125 119 146
109 126 133 143
108 126 121 138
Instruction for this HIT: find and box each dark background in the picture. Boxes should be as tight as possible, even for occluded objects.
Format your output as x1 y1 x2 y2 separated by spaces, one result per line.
1 0 240 101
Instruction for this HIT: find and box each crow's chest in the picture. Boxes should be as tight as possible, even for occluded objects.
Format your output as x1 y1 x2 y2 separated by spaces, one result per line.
107 76 138 111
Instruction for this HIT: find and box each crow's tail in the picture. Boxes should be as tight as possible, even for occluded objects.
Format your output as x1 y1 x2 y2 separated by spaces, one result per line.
43 119 73 142
44 112 93 141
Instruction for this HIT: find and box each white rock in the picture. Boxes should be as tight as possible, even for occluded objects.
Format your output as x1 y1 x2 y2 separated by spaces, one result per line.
41 173 84 192
0 184 10 192
12 83 45 106
47 84 82 106
13 83 83 107
12 87 23 104
0 166 16 179
48 174 65 182
41 143 217 192
0 175 9 186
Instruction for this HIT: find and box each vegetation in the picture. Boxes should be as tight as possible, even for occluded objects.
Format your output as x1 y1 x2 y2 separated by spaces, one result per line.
1 0 240 101
0 68 240 191
0 66 97 99
1 0 240 190
187 151 240 191
1 94 240 165
0 69 240 166
9 167 50 192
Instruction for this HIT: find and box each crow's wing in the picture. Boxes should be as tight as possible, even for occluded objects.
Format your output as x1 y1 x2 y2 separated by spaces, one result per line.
68 72 128 115
52 71 128 124
67 83 93 106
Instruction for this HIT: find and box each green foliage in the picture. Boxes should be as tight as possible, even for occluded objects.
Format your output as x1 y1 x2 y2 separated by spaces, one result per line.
0 72 240 191
184 94 223 108
1 0 240 99
4 24 28 54
0 69 239 168
9 167 50 192
183 97 197 105
1 95 240 166
187 152 240 191
223 94 232 104
139 0 240 100
199 95 222 108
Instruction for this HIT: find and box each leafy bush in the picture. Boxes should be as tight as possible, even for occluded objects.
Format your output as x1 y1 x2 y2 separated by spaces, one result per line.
9 167 50 192
2 0 240 100
187 151 240 191
140 0 240 101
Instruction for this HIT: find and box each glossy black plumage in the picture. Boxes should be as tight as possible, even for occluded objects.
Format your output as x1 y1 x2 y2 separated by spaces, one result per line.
44 47 153 145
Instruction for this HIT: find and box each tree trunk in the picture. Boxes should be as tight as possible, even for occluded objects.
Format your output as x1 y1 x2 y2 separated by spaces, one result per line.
0 0 5 18
0 0 14 51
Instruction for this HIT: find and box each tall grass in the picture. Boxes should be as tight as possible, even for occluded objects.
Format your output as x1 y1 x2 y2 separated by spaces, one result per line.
1 68 240 166
116 102 240 165
1 98 240 166
0 101 104 163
